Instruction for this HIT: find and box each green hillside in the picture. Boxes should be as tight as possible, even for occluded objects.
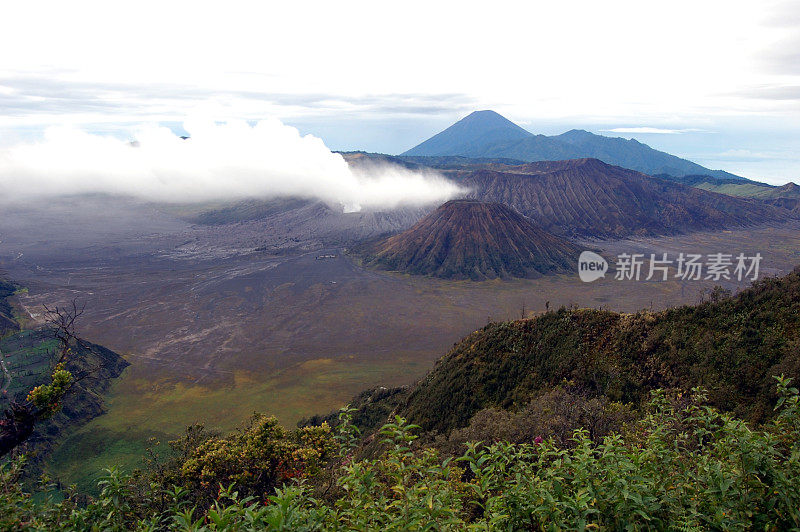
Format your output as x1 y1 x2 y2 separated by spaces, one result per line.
401 269 800 435
652 173 800 202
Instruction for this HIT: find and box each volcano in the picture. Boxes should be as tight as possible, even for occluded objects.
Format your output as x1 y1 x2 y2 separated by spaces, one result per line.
402 110 744 180
357 200 580 280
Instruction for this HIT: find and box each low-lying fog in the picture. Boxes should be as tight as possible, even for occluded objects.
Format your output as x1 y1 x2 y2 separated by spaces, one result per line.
0 118 463 212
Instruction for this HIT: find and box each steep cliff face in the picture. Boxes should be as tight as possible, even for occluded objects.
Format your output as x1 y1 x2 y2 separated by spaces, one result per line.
0 280 19 337
0 278 129 464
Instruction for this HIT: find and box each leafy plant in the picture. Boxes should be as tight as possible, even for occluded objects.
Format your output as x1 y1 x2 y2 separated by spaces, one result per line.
3 380 800 530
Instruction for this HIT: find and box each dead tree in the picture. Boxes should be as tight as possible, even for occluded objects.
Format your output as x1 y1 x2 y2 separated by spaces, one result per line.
43 298 86 365
0 298 90 457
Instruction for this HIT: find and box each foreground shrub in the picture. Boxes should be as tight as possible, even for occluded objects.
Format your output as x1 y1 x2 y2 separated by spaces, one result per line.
178 415 334 503
433 382 637 457
3 378 800 530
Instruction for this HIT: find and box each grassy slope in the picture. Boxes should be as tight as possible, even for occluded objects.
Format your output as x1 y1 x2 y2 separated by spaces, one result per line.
46 356 427 493
401 268 800 434
694 182 786 198
653 173 800 201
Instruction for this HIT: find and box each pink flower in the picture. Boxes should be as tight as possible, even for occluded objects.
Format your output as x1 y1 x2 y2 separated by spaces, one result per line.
534 436 543 444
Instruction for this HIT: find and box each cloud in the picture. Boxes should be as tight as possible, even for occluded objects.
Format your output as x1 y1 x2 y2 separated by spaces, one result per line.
0 118 464 211
757 0 800 76
761 46 800 76
712 148 797 162
0 74 476 123
602 127 704 135
735 85 800 101
761 0 800 28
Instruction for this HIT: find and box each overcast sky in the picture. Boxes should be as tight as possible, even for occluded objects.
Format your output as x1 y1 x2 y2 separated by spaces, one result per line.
1 0 799 184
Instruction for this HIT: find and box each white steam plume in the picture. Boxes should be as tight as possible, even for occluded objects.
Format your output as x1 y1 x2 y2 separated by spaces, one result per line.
0 118 464 211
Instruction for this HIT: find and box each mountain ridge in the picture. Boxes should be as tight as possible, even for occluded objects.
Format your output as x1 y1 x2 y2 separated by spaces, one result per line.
448 158 786 238
402 111 744 180
341 153 791 239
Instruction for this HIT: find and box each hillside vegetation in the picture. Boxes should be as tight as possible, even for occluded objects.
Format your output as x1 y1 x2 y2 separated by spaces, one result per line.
401 268 800 434
4 380 800 530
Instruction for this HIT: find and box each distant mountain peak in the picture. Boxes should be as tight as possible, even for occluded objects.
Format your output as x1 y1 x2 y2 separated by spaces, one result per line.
402 112 745 180
452 110 532 136
460 109 522 125
556 129 597 142
465 109 503 118
401 110 531 157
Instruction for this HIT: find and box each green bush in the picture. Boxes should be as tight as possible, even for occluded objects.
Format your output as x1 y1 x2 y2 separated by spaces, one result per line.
3 377 800 530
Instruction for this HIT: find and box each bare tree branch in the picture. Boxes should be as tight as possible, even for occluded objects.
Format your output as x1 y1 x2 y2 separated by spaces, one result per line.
43 298 87 365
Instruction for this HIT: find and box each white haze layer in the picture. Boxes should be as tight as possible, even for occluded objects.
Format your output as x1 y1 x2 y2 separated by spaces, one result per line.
0 118 463 212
